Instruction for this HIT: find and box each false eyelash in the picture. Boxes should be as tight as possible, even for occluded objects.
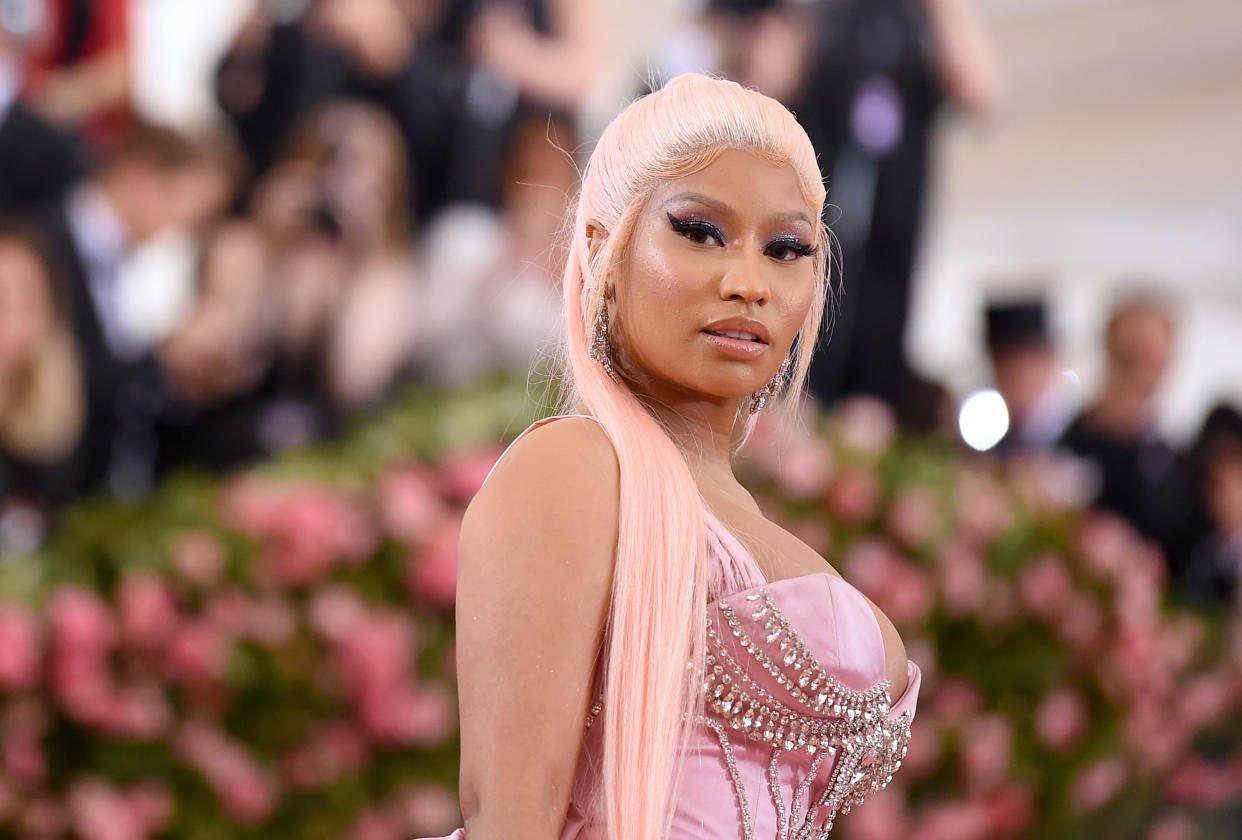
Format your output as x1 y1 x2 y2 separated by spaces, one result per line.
666 212 724 244
768 238 817 257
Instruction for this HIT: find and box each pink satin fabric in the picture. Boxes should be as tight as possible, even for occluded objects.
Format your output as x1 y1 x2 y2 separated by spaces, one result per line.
416 416 921 839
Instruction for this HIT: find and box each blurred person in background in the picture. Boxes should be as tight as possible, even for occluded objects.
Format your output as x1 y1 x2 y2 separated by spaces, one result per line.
1176 404 1242 609
1060 292 1193 564
984 297 1078 457
152 218 272 475
20 0 133 148
0 4 86 215
29 122 219 499
412 114 572 383
789 0 1001 423
0 223 85 546
210 100 418 456
458 0 607 114
216 0 479 223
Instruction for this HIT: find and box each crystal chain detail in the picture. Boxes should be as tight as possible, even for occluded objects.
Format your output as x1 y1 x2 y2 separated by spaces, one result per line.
702 586 913 839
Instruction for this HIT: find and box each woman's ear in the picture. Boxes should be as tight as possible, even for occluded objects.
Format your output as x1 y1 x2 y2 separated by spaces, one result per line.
585 220 609 268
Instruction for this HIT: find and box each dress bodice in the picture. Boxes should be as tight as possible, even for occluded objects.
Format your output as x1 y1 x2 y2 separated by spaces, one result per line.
418 415 921 840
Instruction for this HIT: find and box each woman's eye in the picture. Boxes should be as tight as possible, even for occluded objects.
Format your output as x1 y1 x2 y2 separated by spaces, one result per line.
667 212 724 246
766 239 816 262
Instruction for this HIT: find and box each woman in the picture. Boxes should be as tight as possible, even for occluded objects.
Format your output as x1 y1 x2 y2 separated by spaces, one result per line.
423 73 921 840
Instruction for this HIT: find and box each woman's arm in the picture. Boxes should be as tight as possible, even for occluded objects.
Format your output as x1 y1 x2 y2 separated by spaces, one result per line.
456 417 619 839
921 0 1004 117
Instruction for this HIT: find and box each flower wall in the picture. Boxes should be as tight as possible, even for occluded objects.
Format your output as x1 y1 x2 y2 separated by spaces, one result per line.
737 399 1242 840
1 377 1240 839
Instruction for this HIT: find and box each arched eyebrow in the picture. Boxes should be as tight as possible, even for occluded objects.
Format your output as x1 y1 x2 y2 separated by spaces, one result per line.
663 191 813 228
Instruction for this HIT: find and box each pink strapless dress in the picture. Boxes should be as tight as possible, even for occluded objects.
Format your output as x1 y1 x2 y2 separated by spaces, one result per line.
418 415 921 840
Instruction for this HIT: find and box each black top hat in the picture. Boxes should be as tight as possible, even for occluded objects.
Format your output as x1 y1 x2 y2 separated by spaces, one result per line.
1199 403 1242 455
985 300 1049 351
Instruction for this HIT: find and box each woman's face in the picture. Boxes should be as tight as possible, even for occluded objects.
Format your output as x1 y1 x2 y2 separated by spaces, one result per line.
608 149 820 405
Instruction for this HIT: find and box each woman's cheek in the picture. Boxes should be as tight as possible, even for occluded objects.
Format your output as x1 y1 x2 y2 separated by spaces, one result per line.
630 241 689 303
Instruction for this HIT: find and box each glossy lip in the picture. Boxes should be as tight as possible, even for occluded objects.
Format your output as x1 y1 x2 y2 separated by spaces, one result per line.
701 317 771 345
702 332 767 359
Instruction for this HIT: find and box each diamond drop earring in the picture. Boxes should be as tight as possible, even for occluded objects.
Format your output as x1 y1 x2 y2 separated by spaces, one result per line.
587 293 620 382
748 356 792 415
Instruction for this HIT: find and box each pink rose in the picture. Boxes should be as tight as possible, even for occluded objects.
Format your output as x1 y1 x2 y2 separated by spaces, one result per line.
107 683 172 739
337 611 416 695
886 490 940 549
901 716 942 780
826 466 881 524
1114 572 1159 631
49 654 118 729
1054 594 1103 654
68 777 146 840
172 530 227 588
1146 811 1197 840
1122 702 1191 772
1177 672 1235 730
1016 554 1074 622
931 677 984 728
393 783 461 836
1034 688 1089 752
3 730 47 787
775 437 836 499
833 397 897 455
908 800 989 840
222 480 377 587
116 574 179 651
176 721 278 825
936 542 986 618
843 539 934 628
981 783 1035 837
739 411 800 477
789 520 832 557
18 794 69 838
49 586 116 657
280 721 368 790
839 785 907 840
247 596 297 647
307 586 367 641
125 781 173 835
1158 615 1205 675
1075 513 1134 582
343 809 401 840
953 470 1013 545
959 714 1013 791
164 620 232 687
380 464 448 543
360 684 456 747
438 446 505 502
204 587 251 637
0 601 41 690
1069 757 1128 812
356 681 456 747
406 519 460 607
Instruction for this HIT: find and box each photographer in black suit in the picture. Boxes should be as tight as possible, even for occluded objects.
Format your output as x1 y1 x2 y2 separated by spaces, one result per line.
30 123 213 500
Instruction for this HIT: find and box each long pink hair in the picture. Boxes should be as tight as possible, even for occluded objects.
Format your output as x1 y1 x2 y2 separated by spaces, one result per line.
556 73 830 840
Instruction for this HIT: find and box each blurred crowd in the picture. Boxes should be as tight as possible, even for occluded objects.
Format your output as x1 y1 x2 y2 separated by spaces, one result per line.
980 292 1242 612
0 0 1237 611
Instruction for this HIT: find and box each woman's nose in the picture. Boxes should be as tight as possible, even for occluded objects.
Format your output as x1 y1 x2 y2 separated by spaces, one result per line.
720 251 769 304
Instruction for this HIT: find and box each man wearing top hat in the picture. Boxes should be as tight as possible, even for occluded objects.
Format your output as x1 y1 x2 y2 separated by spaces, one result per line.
984 298 1077 457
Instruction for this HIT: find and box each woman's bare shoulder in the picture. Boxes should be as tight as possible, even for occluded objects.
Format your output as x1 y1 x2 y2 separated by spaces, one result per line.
461 416 619 568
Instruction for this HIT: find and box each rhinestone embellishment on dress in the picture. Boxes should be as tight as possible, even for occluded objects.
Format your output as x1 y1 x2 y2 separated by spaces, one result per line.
698 586 913 840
